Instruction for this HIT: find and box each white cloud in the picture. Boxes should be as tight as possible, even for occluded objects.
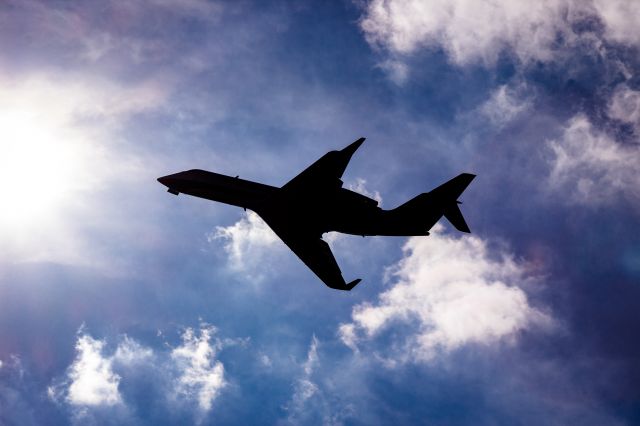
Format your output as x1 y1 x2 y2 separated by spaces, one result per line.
339 225 552 362
346 178 383 205
479 84 532 128
0 72 168 126
289 336 320 412
51 326 230 418
547 114 640 205
209 211 282 277
360 0 571 66
608 84 640 133
283 336 356 425
113 336 154 365
170 326 226 412
65 334 122 406
259 353 273 368
359 0 640 69
0 0 222 65
377 59 409 85
593 0 640 46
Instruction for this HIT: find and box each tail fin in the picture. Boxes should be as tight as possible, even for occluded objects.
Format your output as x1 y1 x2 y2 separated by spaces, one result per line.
429 173 475 233
443 202 470 233
392 173 475 234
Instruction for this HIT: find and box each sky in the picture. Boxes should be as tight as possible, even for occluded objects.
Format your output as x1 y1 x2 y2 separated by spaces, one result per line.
0 0 639 424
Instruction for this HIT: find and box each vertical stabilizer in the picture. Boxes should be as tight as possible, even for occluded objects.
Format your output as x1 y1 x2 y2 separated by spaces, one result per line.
391 173 475 234
431 173 475 233
443 202 470 233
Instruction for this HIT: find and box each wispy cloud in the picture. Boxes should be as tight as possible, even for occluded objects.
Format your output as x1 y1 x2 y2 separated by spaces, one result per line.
208 211 283 280
479 83 532 129
359 0 640 74
285 335 320 418
170 326 226 413
608 84 640 135
547 114 640 206
592 0 640 45
0 0 222 67
346 178 383 206
283 336 355 426
360 0 571 65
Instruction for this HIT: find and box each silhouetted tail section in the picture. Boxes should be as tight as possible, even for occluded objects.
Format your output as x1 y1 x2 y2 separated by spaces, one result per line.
443 202 470 233
390 173 475 234
430 173 475 233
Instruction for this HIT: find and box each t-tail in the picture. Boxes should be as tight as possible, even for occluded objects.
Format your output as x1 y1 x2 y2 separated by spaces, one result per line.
390 173 476 234
429 173 475 232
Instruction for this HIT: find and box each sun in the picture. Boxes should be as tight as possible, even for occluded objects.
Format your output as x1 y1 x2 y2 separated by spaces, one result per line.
0 109 81 229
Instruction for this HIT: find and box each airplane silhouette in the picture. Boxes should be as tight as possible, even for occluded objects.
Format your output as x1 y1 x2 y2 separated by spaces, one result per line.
158 138 475 291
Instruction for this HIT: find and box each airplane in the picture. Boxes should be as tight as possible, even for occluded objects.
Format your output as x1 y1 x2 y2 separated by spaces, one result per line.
158 138 475 291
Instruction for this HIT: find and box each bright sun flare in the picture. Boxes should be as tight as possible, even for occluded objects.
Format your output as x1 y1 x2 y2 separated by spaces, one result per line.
0 110 80 229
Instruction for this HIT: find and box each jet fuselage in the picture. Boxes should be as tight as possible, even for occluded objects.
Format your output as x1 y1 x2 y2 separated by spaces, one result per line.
157 169 429 237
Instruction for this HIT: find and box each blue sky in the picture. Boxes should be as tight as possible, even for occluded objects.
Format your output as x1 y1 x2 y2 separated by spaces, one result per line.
1 0 639 424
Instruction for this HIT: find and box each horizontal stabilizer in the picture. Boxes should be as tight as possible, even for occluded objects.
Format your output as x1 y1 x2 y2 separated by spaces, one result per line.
343 278 362 291
443 202 470 233
432 174 474 233
391 173 475 234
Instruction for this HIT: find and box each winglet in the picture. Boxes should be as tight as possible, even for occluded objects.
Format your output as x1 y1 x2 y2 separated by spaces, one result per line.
344 278 362 291
341 137 366 157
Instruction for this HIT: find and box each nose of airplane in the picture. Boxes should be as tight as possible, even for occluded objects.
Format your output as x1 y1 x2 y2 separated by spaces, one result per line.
158 174 182 195
158 173 182 187
157 175 171 187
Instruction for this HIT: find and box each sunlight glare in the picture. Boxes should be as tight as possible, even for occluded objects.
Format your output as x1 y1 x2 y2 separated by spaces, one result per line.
0 109 81 229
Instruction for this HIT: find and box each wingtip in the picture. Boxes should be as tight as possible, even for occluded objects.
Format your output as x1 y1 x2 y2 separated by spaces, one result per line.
341 137 366 155
345 278 362 291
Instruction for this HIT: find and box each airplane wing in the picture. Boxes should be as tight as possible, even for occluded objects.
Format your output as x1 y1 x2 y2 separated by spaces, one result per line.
258 214 361 291
281 137 365 193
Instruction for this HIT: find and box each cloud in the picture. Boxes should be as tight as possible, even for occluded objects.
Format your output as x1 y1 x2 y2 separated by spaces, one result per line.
64 334 123 407
346 178 383 206
170 326 226 413
608 84 640 134
0 72 169 125
50 326 230 421
0 0 222 66
286 335 320 416
339 225 552 363
360 0 572 65
593 0 640 45
359 0 640 68
208 211 283 278
376 59 409 85
283 336 355 426
113 336 154 366
479 83 532 128
0 356 39 426
547 114 640 206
